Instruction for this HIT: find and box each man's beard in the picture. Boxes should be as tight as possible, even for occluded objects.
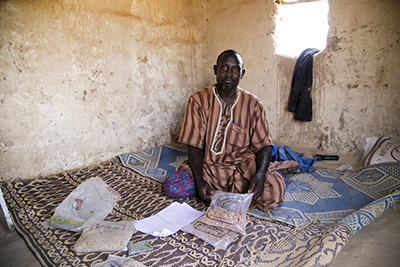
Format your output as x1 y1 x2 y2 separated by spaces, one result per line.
220 78 237 91
220 83 236 91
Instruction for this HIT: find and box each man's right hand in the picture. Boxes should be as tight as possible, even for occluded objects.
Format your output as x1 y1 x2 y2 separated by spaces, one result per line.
196 180 214 204
187 144 214 204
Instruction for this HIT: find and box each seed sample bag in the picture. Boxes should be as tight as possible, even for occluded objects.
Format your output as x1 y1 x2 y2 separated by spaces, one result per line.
182 220 239 250
73 218 135 253
50 177 120 232
196 191 253 235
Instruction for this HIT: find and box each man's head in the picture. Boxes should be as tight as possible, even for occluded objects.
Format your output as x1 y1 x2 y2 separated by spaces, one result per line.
214 50 246 91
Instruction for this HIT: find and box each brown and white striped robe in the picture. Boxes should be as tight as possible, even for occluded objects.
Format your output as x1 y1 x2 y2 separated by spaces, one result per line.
179 85 297 212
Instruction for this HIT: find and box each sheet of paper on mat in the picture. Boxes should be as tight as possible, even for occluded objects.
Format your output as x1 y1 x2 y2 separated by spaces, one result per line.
135 202 203 237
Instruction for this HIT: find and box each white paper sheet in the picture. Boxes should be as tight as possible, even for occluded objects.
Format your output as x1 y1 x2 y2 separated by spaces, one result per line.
135 202 204 237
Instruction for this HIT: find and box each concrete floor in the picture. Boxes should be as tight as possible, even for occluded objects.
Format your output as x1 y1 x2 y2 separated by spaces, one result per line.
330 204 400 267
1 149 399 267
0 213 42 267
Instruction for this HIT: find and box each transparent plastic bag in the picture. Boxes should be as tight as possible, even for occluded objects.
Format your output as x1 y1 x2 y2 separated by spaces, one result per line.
73 218 135 253
196 191 253 235
182 220 239 250
50 177 120 232
182 191 253 250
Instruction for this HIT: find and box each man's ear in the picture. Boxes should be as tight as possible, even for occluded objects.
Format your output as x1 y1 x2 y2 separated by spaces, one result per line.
213 65 217 75
241 69 246 79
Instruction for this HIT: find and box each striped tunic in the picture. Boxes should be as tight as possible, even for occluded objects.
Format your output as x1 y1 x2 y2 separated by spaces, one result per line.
179 85 288 212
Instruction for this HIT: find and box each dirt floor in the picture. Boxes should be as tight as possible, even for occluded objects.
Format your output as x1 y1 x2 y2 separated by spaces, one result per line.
1 147 399 267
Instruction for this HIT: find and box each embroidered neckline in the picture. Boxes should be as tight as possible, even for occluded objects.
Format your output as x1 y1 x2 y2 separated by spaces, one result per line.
210 86 240 155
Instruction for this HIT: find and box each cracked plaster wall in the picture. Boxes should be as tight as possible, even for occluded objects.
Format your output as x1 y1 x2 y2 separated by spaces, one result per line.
1 0 399 181
276 0 400 153
0 0 209 181
205 0 279 137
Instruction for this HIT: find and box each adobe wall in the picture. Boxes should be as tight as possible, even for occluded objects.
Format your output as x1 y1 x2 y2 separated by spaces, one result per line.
276 0 400 152
1 0 399 181
205 0 280 136
0 0 208 181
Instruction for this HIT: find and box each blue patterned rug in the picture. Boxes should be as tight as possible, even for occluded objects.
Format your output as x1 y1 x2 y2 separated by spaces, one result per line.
340 190 400 233
117 143 188 182
249 162 400 230
118 144 400 232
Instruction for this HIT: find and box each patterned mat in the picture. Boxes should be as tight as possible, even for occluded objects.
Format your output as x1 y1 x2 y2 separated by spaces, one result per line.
340 190 400 234
250 162 400 228
117 143 188 182
1 160 352 267
118 144 400 230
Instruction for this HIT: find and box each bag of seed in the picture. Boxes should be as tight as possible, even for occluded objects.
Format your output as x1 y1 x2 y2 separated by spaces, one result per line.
182 220 239 250
196 191 253 235
73 218 135 253
182 191 253 249
50 177 120 232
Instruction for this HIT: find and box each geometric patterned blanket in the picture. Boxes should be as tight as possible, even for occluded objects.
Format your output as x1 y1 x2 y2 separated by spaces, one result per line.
118 144 400 232
1 159 353 267
250 162 400 231
117 143 188 183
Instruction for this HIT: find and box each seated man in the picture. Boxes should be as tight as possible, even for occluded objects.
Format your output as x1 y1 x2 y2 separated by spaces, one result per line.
165 50 298 212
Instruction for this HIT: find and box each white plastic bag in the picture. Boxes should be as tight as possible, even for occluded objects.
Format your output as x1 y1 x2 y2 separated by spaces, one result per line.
50 177 120 232
73 218 135 253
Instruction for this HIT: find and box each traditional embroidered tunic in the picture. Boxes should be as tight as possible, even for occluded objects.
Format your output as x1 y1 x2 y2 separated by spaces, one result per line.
179 85 294 212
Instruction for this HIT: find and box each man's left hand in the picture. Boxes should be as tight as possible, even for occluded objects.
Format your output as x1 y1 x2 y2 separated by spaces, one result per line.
248 174 264 200
248 145 272 200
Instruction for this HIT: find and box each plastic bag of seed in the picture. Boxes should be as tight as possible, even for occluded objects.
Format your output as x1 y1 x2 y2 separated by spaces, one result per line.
73 218 135 253
196 191 253 235
182 220 239 250
182 191 253 249
50 177 120 232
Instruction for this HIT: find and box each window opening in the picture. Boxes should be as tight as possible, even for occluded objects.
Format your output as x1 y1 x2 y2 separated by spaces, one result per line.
275 0 329 57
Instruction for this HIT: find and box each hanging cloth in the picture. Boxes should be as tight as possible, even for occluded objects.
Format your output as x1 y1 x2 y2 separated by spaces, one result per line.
289 48 320 122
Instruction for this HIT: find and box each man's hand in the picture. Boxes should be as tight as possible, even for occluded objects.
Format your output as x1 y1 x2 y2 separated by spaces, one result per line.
247 174 264 200
247 145 272 200
187 144 214 204
196 179 214 204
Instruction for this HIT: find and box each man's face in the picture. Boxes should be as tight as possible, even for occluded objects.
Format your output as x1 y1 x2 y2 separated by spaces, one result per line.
214 52 245 91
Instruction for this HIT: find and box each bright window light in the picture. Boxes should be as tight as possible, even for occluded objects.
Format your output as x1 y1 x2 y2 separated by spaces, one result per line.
275 0 329 57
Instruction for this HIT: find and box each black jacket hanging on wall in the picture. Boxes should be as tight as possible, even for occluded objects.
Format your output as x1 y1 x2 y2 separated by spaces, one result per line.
289 48 320 122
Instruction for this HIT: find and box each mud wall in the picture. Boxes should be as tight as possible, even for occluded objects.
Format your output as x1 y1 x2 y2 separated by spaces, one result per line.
0 0 209 181
276 0 400 152
1 0 399 181
205 0 280 136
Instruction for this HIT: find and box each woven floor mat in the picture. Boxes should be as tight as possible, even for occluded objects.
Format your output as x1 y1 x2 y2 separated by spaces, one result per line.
1 160 352 267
